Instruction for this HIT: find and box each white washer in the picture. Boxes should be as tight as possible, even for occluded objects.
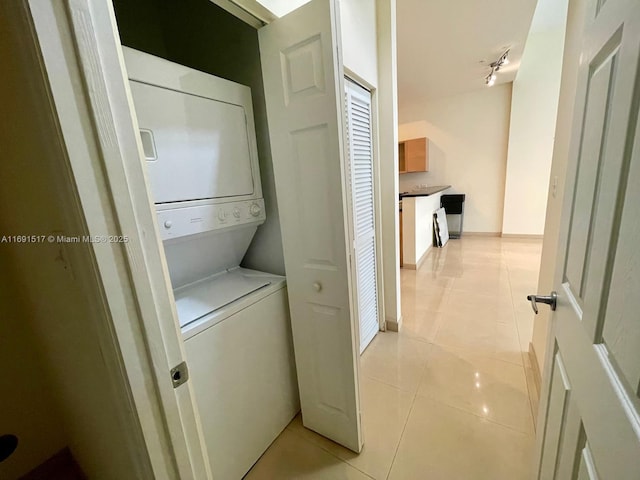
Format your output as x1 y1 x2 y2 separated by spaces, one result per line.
181 269 299 480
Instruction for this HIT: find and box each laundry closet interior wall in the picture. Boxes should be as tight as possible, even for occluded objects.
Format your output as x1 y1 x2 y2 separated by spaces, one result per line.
1 4 153 474
113 0 285 276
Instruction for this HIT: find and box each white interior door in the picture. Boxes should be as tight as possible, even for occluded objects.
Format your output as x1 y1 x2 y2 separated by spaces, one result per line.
258 0 363 453
535 0 640 478
345 79 380 353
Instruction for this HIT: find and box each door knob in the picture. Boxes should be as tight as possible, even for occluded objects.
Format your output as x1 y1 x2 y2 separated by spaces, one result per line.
526 292 557 314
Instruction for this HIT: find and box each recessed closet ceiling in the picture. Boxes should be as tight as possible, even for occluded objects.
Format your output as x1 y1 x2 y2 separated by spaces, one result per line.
254 0 310 17
397 0 537 108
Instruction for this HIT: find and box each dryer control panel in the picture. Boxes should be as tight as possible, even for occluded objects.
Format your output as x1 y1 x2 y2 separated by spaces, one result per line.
157 199 265 241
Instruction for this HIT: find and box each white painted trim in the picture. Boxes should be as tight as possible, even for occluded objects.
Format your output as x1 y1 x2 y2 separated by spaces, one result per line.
385 317 401 332
344 67 373 93
209 0 277 27
27 0 211 478
501 233 545 239
402 244 432 270
462 232 502 237
528 342 542 396
232 0 278 22
209 0 262 27
345 68 386 333
376 0 401 330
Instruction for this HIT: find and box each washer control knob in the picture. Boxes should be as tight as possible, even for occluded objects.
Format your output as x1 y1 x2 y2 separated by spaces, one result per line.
233 207 241 218
249 203 262 217
218 209 227 221
164 220 173 229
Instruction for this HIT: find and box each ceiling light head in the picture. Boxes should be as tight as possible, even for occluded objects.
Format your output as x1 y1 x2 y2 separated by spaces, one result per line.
485 67 497 86
497 49 510 67
484 49 510 86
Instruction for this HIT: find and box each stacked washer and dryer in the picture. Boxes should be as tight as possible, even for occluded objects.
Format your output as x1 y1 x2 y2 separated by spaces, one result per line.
124 47 299 480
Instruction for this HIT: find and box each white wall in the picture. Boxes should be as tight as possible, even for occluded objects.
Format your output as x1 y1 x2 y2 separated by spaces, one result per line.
399 84 513 233
401 193 444 267
341 0 378 87
531 0 586 375
375 0 401 328
502 0 568 235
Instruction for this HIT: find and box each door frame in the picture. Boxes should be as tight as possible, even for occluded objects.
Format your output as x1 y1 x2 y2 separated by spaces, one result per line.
210 0 277 27
344 70 386 334
24 0 211 477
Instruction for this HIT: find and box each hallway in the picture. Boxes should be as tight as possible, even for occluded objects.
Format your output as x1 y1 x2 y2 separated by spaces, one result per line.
247 237 542 479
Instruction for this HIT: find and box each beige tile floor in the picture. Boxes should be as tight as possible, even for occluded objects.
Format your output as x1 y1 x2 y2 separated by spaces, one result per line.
246 237 542 480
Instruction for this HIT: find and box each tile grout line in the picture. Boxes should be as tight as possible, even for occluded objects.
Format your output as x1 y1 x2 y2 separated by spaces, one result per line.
360 372 417 395
430 335 527 367
383 346 433 480
285 424 377 480
412 389 534 437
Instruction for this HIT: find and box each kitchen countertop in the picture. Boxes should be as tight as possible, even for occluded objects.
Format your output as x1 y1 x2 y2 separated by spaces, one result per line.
399 185 451 198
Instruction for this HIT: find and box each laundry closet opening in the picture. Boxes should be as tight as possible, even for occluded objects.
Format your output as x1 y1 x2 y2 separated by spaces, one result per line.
112 0 388 476
113 2 299 479
114 0 285 276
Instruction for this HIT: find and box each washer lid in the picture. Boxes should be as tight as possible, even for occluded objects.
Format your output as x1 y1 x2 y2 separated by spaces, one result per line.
173 268 271 328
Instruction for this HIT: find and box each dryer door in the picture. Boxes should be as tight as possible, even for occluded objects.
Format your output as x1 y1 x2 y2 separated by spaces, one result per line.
130 81 255 204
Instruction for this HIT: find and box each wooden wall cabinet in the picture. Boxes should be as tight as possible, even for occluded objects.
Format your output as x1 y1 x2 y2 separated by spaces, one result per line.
398 137 428 173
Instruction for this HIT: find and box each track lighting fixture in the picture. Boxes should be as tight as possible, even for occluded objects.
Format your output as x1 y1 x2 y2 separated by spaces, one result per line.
485 49 510 86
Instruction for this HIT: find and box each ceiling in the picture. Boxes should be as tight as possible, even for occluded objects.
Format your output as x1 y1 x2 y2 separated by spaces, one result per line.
254 0 308 17
397 0 538 108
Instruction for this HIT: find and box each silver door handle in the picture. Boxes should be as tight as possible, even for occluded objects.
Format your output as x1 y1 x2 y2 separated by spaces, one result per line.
526 292 557 314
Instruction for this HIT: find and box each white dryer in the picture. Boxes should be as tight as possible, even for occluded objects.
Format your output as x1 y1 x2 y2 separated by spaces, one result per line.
124 47 299 480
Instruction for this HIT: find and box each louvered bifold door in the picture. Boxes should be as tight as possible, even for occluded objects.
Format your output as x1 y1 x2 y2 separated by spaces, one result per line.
345 79 379 353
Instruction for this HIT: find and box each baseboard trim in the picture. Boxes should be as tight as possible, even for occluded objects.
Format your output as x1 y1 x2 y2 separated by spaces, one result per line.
403 245 432 270
462 232 501 237
529 342 542 395
386 316 401 332
501 233 544 239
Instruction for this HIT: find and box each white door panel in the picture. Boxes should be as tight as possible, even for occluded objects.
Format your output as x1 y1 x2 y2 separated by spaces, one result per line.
536 0 640 478
539 353 571 480
258 0 363 453
576 445 600 480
